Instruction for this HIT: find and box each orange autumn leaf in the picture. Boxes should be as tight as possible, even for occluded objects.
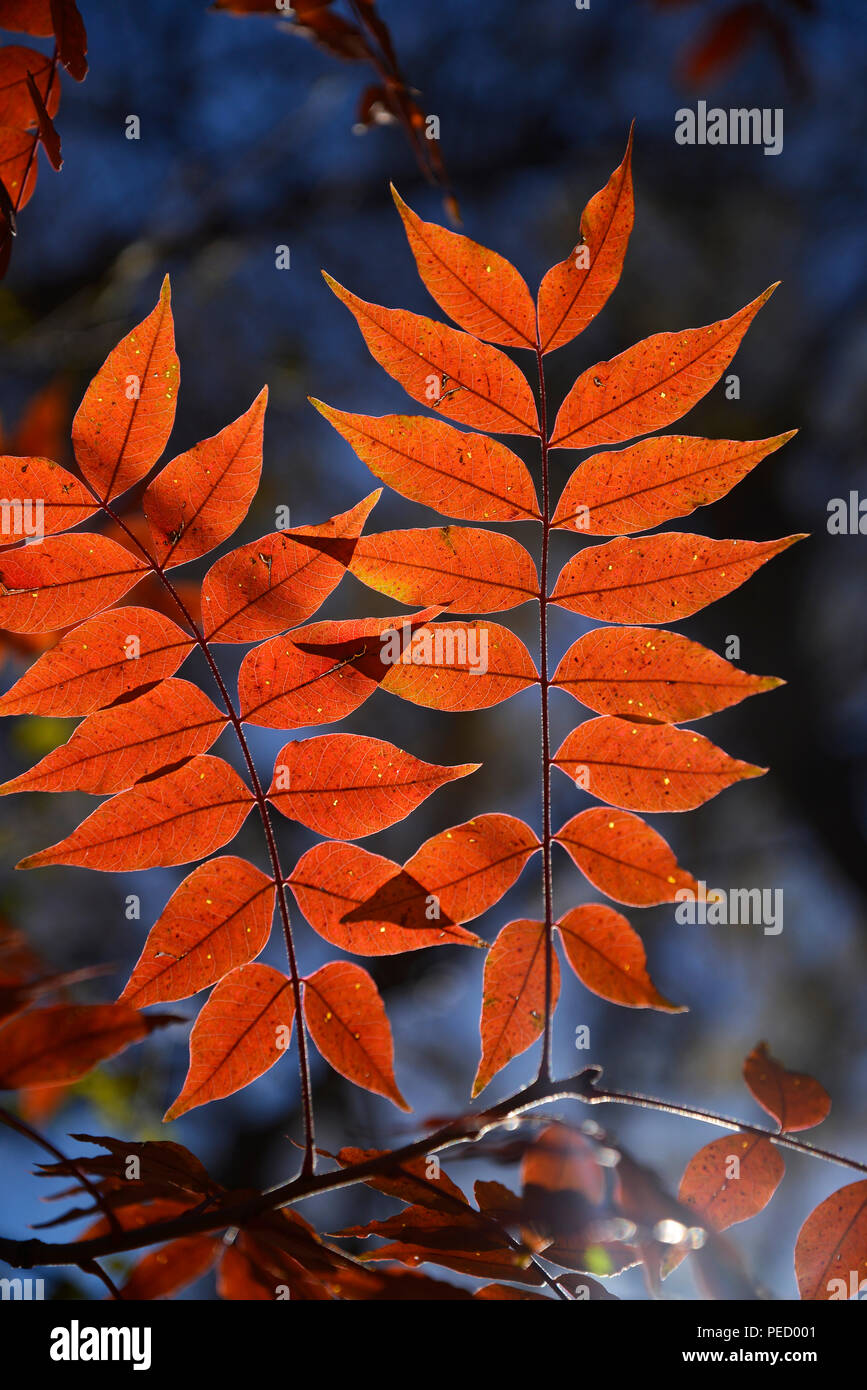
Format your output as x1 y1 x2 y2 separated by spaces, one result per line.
678 1134 785 1233
379 618 539 711
0 677 226 794
0 1002 176 1088
143 388 267 567
17 753 255 871
49 0 88 82
391 185 536 349
538 127 634 354
164 963 295 1120
0 45 59 126
201 492 379 642
349 525 538 613
550 286 776 449
0 2 53 37
0 532 147 632
473 919 555 1098
557 904 684 1010
287 841 484 955
71 277 179 501
120 1235 219 1300
0 127 39 208
267 732 478 838
550 532 803 624
552 716 765 812
795 1182 867 1302
0 453 95 536
324 273 539 435
552 626 782 723
551 432 796 535
554 807 697 906
311 402 540 521
302 960 409 1111
343 813 541 931
0 607 194 717
743 1042 831 1133
119 857 275 1006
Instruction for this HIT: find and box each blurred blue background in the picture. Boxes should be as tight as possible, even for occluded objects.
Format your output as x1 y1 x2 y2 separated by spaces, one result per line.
0 0 865 1300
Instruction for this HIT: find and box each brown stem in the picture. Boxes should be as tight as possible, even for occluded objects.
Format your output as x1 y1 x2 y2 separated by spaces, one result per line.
0 1106 123 1237
534 333 555 1081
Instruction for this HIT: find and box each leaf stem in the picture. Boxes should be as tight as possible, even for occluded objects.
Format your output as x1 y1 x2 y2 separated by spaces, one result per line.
534 332 555 1082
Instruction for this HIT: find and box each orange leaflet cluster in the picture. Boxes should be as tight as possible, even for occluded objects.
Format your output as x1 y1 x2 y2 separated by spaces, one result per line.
0 0 87 274
0 135 802 1173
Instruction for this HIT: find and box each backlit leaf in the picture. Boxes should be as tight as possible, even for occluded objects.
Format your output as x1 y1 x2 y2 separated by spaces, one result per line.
472 920 555 1098
0 453 96 536
678 1134 784 1234
164 963 295 1120
0 532 147 632
324 274 539 435
795 1182 867 1302
71 277 179 500
0 1003 176 1088
554 807 697 906
553 716 765 812
267 732 477 838
201 492 379 642
557 904 684 1010
0 678 226 794
303 960 409 1110
550 532 803 624
120 1235 219 1300
288 840 483 954
143 388 267 567
392 186 536 348
311 402 540 521
119 857 275 1006
551 432 796 535
349 525 538 613
0 607 194 717
0 46 59 127
17 753 254 870
552 626 782 722
743 1042 831 1133
538 127 634 354
550 286 776 449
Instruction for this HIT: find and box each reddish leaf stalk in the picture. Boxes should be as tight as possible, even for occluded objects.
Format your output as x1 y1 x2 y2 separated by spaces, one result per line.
535 332 555 1082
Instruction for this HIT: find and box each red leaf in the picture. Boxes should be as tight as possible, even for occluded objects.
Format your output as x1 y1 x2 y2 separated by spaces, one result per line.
119 857 275 1006
201 492 378 642
678 1134 784 1233
303 960 409 1110
120 1235 219 1300
550 286 776 449
0 46 59 127
311 402 540 521
164 963 295 1120
343 813 541 930
143 388 267 567
0 2 53 36
0 677 227 794
554 808 697 906
24 69 60 168
71 277 179 501
49 0 88 81
288 841 484 955
550 533 804 624
0 607 194 717
267 732 478 838
0 127 39 209
324 273 539 435
0 532 147 632
551 432 796 535
743 1042 831 1133
17 753 255 871
795 1181 867 1301
472 920 556 1098
552 627 783 723
538 127 634 354
391 186 536 348
0 1002 176 1087
0 453 95 536
553 716 765 812
557 904 684 1010
349 525 538 613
